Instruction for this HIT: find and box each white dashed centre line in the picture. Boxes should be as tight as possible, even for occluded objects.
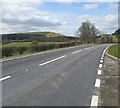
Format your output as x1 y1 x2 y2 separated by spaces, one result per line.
72 50 82 54
95 79 101 88
26 69 28 71
0 76 11 81
39 55 66 66
90 95 99 106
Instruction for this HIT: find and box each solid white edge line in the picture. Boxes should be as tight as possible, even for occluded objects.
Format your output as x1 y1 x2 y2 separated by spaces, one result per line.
99 64 102 68
101 45 111 59
95 79 101 88
90 95 99 106
39 55 66 66
0 76 11 81
97 70 102 75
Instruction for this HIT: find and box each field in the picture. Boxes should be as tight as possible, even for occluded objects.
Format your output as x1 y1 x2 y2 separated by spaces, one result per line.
107 44 120 59
3 42 66 47
17 32 65 37
112 35 118 43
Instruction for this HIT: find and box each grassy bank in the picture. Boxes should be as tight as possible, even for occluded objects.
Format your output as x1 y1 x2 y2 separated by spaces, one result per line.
2 41 81 58
3 42 66 47
107 44 120 59
112 35 118 43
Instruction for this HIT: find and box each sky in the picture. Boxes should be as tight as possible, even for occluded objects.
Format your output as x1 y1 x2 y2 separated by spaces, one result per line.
1 0 119 36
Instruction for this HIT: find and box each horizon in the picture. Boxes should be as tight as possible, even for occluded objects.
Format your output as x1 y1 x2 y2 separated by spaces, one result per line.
1 1 118 36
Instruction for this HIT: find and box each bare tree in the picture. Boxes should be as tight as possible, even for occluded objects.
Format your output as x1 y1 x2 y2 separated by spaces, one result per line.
76 21 100 43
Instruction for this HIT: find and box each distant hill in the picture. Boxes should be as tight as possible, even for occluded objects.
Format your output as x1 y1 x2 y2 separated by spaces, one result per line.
2 31 78 44
17 32 65 37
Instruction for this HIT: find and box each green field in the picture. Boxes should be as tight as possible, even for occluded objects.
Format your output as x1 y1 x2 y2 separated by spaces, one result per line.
3 42 66 47
112 35 118 43
17 31 65 37
107 44 120 59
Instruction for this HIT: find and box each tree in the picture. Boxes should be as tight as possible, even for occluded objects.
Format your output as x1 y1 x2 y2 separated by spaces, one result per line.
114 28 120 43
76 21 100 43
91 24 101 44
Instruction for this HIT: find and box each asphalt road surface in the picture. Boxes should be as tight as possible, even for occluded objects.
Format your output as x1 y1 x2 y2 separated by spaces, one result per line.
2 44 109 106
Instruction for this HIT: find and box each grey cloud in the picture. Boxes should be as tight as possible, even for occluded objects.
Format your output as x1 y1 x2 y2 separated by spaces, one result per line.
2 17 61 27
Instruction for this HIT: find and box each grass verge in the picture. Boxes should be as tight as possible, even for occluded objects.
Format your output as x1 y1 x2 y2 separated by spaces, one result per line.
3 42 66 47
107 44 120 59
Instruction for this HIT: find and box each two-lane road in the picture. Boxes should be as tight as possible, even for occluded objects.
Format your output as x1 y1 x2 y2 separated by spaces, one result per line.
2 44 109 106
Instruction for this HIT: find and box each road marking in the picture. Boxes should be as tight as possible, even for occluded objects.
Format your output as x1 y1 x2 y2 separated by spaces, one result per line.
102 54 104 58
91 46 95 48
95 79 101 88
84 47 90 50
99 64 102 68
0 76 11 81
103 50 106 53
72 50 82 54
26 69 28 71
90 95 99 106
101 57 103 60
100 60 103 63
97 70 102 75
39 55 66 66
1 45 81 62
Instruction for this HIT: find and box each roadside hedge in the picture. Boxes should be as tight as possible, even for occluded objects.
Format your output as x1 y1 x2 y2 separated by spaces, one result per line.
2 42 80 57
2 47 17 57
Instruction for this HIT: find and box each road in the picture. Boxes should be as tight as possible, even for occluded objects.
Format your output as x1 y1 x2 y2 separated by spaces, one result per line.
2 44 109 106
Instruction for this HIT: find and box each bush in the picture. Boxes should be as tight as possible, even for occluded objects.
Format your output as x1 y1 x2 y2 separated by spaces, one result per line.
30 44 56 52
2 47 17 57
2 41 80 57
31 40 39 45
17 47 28 55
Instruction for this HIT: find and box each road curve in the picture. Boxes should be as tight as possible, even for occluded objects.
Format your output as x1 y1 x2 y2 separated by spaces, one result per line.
2 44 109 106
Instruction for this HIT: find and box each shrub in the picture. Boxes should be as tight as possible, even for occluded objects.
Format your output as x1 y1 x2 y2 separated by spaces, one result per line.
30 44 56 52
17 47 28 55
31 40 39 45
2 41 80 57
2 47 17 57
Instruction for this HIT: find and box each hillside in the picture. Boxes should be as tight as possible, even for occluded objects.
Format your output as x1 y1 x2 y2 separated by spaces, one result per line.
17 32 65 37
2 31 77 43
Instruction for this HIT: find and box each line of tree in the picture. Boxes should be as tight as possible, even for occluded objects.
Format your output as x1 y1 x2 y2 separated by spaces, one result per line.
76 21 101 44
113 28 120 43
2 41 81 57
2 33 79 44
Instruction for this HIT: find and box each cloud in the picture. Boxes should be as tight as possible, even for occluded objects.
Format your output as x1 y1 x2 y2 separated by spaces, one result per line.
77 14 118 33
1 1 62 34
109 3 118 9
1 1 118 35
54 0 119 2
2 16 61 27
2 0 42 3
83 3 98 9
55 0 76 2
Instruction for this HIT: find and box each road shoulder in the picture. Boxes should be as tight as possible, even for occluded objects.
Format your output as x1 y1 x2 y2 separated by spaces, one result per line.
100 55 119 106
